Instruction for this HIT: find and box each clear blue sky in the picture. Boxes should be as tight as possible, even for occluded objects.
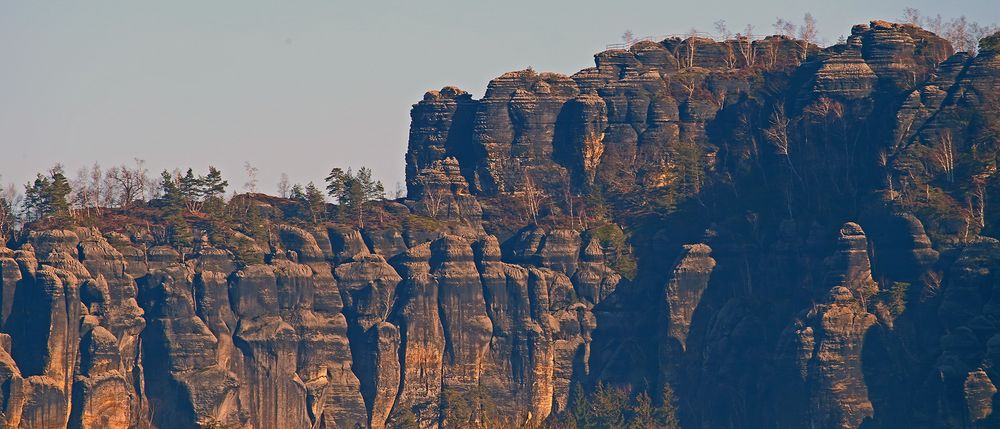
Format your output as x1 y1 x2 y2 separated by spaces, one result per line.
1 1 996 196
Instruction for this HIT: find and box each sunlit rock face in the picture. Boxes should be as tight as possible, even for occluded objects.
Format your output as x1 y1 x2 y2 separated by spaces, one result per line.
7 19 1000 429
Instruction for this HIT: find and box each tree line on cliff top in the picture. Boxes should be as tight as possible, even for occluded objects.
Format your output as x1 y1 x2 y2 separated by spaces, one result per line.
0 161 388 246
621 8 996 55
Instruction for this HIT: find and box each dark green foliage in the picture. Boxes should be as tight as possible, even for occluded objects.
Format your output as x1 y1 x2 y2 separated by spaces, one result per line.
160 171 184 214
22 166 73 225
441 388 474 427
590 383 626 427
200 166 229 216
207 223 263 266
587 224 638 279
673 140 704 199
160 171 192 246
880 281 911 318
554 383 679 429
325 166 385 227
23 174 50 221
0 196 15 243
980 31 1000 53
47 167 72 220
440 385 501 428
201 166 229 200
174 166 228 214
387 407 420 429
180 168 201 210
584 185 610 220
303 182 327 224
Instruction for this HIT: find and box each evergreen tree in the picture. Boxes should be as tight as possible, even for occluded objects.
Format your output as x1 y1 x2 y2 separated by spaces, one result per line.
324 166 384 227
199 166 228 216
356 167 385 202
567 383 591 428
159 171 184 214
289 184 305 200
46 166 72 220
303 182 327 224
21 167 73 224
200 166 228 200
325 168 347 200
179 168 201 210
387 408 420 429
0 193 17 243
159 171 192 246
590 383 627 428
659 384 681 429
23 174 49 221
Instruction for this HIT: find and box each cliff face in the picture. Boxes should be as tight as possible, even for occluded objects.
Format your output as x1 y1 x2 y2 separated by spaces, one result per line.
3 20 1000 429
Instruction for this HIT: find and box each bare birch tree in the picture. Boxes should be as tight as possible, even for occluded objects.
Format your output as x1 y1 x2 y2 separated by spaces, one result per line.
277 173 291 198
736 25 757 66
243 162 259 193
799 13 818 45
933 130 955 183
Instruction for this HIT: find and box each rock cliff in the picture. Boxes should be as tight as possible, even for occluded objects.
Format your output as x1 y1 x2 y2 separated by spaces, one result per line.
3 20 1000 429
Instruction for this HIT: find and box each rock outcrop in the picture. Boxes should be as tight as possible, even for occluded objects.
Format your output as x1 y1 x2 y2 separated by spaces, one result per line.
6 19 1000 429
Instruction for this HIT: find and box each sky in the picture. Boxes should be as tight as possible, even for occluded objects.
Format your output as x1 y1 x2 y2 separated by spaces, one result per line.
1 0 997 196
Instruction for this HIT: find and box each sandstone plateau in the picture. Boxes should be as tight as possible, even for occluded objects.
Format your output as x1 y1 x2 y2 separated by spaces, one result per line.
2 20 1000 429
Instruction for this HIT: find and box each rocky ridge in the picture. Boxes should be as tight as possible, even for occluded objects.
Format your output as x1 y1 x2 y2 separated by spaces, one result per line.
2 19 1000 429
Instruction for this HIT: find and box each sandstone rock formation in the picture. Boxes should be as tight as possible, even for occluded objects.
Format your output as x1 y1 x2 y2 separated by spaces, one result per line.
4 19 1000 429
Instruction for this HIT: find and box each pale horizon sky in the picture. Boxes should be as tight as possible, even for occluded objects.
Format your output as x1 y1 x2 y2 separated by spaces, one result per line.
1 1 997 197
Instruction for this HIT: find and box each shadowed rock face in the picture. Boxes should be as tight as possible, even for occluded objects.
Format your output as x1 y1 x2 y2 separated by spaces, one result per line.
0 222 619 428
4 20 1000 429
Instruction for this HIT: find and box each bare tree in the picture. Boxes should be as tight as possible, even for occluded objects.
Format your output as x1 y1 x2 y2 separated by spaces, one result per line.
0 178 21 242
521 174 545 224
88 163 105 215
773 18 796 37
970 22 1000 55
675 73 699 99
945 16 973 53
714 20 732 40
901 8 922 26
736 25 757 66
723 43 738 69
416 175 444 217
71 166 96 217
764 105 803 184
243 162 259 193
622 29 635 47
970 163 995 229
277 173 291 198
933 130 955 183
799 13 818 45
925 14 945 35
684 28 700 68
393 181 406 199
107 158 150 208
764 107 791 156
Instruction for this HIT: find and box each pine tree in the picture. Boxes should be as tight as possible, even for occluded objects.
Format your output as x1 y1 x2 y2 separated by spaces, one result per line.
304 182 327 224
590 383 627 428
23 174 49 221
46 166 72 220
21 167 73 225
658 384 681 429
567 383 591 428
159 170 184 214
160 171 191 245
289 184 305 200
179 168 201 211
200 166 228 200
324 166 384 227
325 168 347 200
199 166 228 216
